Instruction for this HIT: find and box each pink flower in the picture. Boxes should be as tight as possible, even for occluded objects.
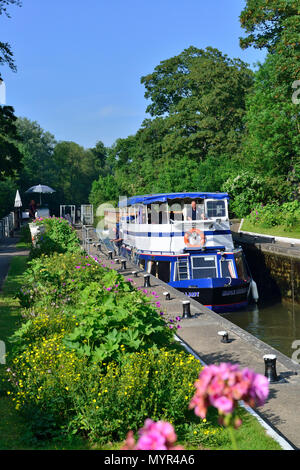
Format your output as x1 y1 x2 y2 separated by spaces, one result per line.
210 395 234 414
121 420 184 451
136 431 167 450
189 363 269 421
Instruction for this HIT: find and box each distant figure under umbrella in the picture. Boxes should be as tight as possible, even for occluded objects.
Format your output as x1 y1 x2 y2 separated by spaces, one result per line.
29 200 37 219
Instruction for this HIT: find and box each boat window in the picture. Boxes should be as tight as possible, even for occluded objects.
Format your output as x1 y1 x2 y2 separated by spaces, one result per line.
151 204 160 224
175 259 190 281
191 256 217 279
169 203 183 222
186 202 205 221
206 200 226 218
160 203 169 224
220 259 236 278
234 253 247 279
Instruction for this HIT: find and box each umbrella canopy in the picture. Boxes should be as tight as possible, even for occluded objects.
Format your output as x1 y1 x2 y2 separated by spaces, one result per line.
25 184 56 205
14 190 22 208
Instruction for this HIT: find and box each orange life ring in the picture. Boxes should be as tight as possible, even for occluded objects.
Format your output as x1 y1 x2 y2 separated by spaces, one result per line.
184 228 205 248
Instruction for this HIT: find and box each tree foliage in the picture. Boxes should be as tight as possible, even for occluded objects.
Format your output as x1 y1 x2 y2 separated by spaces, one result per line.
0 105 23 179
141 46 253 162
0 0 22 76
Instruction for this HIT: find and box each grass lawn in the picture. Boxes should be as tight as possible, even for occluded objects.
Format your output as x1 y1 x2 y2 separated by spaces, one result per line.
0 255 283 450
241 220 300 239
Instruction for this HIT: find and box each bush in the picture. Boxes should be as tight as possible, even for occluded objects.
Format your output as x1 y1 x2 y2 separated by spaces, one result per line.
246 201 300 230
30 217 80 257
8 342 201 443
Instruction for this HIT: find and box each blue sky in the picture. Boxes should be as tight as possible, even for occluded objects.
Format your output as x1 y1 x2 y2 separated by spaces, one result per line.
0 0 266 148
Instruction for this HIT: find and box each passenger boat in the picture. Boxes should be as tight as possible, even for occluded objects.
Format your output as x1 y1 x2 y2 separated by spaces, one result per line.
115 192 254 313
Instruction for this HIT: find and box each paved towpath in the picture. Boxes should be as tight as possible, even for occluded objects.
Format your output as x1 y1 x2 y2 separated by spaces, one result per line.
79 228 300 449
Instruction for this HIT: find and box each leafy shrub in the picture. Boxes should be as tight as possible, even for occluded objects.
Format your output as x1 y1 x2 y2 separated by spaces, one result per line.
30 217 80 257
246 201 300 230
63 282 174 363
8 343 201 443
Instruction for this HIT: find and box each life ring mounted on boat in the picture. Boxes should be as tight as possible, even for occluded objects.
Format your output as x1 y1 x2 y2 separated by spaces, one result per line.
184 228 205 248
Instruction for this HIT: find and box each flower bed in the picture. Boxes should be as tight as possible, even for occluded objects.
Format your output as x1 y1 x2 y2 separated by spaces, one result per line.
4 218 278 449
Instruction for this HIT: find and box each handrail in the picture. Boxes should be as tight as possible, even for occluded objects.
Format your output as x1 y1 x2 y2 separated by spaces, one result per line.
0 212 15 239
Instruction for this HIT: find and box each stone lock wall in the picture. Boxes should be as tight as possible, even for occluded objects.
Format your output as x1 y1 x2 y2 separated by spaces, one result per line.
242 245 300 305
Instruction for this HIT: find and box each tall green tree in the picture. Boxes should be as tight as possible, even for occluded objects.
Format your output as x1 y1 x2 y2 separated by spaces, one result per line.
53 140 107 206
240 0 300 93
140 46 253 162
0 106 22 178
238 0 300 203
0 1 23 183
16 117 57 189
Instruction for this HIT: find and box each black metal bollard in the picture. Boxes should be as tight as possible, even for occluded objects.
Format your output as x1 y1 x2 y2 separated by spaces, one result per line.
264 354 279 383
182 300 191 319
132 271 138 277
114 258 120 264
121 259 127 270
144 274 151 288
163 291 170 300
218 331 229 343
108 251 113 259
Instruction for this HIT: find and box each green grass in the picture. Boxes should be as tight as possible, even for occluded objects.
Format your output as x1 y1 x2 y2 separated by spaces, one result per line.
242 219 300 239
208 407 282 450
0 255 283 450
0 255 89 450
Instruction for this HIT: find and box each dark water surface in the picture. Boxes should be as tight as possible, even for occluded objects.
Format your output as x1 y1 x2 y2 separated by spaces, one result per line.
224 301 300 359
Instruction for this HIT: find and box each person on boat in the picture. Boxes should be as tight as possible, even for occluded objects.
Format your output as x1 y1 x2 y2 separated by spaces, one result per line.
111 222 123 255
187 200 205 221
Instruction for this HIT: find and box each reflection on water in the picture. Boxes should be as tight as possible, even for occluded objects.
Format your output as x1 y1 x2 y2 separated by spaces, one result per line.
224 301 300 359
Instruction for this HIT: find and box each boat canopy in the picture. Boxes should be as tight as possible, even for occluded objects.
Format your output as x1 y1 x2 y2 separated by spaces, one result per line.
119 192 230 208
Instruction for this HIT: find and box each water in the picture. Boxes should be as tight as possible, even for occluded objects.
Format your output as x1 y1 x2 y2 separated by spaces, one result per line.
225 301 300 359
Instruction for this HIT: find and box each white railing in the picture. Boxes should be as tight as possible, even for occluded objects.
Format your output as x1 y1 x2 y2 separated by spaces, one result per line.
120 219 234 254
0 212 15 239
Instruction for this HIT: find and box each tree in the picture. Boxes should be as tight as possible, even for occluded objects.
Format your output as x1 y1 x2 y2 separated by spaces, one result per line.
0 0 22 78
0 176 16 217
53 141 106 206
16 117 57 189
0 1 23 182
140 46 253 162
239 1 300 204
0 105 23 179
240 0 299 53
240 0 300 88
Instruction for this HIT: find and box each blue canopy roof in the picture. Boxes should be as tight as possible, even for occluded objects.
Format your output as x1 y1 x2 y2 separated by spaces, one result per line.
119 192 229 207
